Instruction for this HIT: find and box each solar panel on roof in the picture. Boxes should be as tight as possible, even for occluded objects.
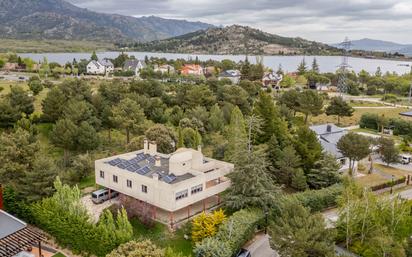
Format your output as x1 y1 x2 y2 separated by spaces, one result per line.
137 166 150 175
147 157 155 163
129 158 139 164
163 174 177 184
108 158 121 166
126 163 141 172
117 163 130 169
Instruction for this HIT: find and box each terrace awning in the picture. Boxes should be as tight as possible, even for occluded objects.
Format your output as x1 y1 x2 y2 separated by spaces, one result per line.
0 226 44 257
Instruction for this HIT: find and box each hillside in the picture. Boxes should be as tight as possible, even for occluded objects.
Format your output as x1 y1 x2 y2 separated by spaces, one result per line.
332 38 412 56
0 0 213 42
129 25 341 55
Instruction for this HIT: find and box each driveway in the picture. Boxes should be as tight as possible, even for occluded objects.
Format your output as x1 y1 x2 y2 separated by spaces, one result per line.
244 233 279 257
80 194 119 223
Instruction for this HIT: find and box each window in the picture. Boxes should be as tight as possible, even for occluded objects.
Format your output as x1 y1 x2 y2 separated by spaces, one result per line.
191 184 203 195
175 190 188 201
127 179 132 188
340 159 346 165
113 175 118 183
100 170 104 179
142 185 148 193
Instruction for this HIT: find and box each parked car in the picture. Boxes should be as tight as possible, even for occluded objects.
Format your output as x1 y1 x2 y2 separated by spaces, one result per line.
236 249 251 257
400 154 412 165
91 189 118 204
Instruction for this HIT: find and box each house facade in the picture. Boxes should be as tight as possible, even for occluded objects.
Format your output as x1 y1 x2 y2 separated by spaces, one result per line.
262 72 283 88
123 59 146 76
181 64 204 76
95 140 234 227
309 124 354 172
154 64 175 74
86 59 114 75
218 70 241 84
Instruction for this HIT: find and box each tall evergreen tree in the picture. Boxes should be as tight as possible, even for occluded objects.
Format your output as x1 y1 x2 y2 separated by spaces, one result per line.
294 126 323 172
207 104 225 132
241 56 251 80
224 106 247 162
297 90 324 123
306 153 341 189
311 58 320 73
297 58 307 75
91 51 98 61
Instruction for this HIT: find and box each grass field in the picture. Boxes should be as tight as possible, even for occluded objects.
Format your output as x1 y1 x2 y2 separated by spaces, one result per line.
349 100 387 107
0 39 114 53
130 218 193 256
310 107 410 127
356 163 408 189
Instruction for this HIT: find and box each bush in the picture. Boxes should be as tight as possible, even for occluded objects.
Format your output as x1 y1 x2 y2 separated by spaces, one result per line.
360 113 412 137
381 94 399 103
290 184 343 212
114 70 135 77
194 209 263 257
106 240 164 257
370 176 406 191
192 209 226 242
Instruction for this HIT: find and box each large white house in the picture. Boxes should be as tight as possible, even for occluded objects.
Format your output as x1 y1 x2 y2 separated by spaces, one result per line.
86 59 114 75
310 124 355 172
123 59 146 76
95 140 234 227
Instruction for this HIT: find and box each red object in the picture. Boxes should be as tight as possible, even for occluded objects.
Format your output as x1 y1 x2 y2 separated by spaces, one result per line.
0 184 3 210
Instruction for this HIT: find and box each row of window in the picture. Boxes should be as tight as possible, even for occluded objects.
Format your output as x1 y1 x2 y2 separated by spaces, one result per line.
175 184 203 201
100 171 148 194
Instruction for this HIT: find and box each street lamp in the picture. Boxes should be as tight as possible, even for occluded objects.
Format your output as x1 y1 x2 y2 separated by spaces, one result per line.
390 175 395 194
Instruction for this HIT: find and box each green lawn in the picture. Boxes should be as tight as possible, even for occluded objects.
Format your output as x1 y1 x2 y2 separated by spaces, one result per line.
130 218 193 256
51 253 67 257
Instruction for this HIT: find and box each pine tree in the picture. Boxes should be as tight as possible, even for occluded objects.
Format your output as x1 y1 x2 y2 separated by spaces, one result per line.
207 104 225 132
177 127 184 148
294 126 323 172
325 96 354 125
306 153 341 189
275 145 302 186
241 56 251 80
297 58 307 75
91 51 98 61
291 168 308 191
311 58 320 73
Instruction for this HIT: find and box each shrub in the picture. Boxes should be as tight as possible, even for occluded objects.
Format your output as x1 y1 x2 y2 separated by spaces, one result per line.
194 209 263 257
360 113 412 137
106 240 164 257
290 184 343 212
191 209 226 242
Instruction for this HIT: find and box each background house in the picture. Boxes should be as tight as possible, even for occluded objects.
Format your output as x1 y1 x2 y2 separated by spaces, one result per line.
309 124 354 172
262 71 283 88
86 59 114 75
123 59 146 76
154 64 175 74
218 70 241 84
181 64 204 76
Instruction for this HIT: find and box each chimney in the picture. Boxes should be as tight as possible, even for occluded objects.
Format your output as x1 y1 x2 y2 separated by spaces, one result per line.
143 139 149 154
326 124 332 133
148 141 157 156
155 156 161 167
0 184 3 210
152 173 159 181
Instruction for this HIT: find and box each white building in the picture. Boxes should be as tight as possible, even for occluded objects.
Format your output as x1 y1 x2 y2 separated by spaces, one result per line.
123 59 146 76
86 59 114 75
218 70 241 84
310 124 355 172
95 140 234 227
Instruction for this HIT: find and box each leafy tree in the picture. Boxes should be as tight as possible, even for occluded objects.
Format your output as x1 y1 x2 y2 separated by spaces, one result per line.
0 98 20 127
294 126 323 172
280 74 296 88
378 137 399 166
224 106 246 162
279 89 300 115
9 87 34 115
76 121 100 151
337 133 371 175
192 209 226 242
145 124 176 154
269 199 336 257
306 153 341 189
111 98 146 144
42 87 66 122
325 96 354 125
218 85 251 114
28 80 43 95
207 104 225 132
297 90 324 123
181 127 201 149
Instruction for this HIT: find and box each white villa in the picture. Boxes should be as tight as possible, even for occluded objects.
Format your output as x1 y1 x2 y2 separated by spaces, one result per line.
86 59 114 75
95 140 234 227
218 70 241 84
123 59 146 76
310 124 355 172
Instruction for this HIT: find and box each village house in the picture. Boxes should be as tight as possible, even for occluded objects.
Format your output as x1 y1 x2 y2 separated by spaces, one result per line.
218 70 241 84
95 140 234 228
123 59 146 76
309 124 355 172
153 64 175 74
86 59 114 75
181 64 204 76
262 71 283 88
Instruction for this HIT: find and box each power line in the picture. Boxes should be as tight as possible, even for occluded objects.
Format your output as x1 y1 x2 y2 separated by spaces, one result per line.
337 37 352 95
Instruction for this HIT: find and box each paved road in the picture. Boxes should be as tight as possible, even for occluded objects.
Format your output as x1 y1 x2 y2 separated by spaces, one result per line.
245 233 278 257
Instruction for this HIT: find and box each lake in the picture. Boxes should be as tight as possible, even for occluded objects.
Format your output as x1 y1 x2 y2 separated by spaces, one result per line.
20 52 412 74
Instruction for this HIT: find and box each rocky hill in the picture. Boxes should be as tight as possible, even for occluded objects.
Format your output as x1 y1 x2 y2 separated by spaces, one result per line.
130 25 341 55
0 0 213 42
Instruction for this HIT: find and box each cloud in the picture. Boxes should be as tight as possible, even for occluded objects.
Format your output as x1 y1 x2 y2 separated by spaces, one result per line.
66 0 412 43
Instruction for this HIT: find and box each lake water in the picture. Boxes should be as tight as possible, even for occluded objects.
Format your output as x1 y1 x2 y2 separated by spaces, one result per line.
20 51 412 74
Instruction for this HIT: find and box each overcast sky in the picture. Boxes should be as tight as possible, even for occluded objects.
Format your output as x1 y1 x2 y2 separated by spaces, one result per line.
67 0 412 44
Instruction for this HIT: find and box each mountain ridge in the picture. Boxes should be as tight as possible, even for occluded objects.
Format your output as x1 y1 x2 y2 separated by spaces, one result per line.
331 38 412 56
0 0 213 42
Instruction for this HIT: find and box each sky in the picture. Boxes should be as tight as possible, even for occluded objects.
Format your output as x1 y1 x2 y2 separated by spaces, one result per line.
67 0 412 44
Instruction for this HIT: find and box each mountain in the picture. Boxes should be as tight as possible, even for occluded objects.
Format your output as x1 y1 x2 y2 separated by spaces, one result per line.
129 25 341 55
0 0 213 42
331 38 412 56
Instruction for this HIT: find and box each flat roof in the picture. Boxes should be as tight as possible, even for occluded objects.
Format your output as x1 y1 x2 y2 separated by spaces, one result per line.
0 210 26 239
400 111 412 117
103 152 195 184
